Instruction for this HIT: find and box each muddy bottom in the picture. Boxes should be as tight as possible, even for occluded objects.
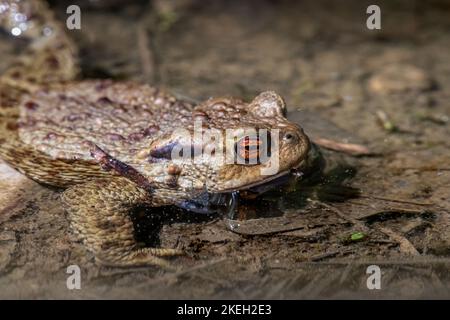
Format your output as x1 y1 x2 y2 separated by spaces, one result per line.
0 0 449 299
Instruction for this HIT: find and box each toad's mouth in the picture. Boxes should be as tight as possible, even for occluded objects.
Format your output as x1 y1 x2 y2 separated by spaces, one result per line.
218 153 310 194
219 169 293 194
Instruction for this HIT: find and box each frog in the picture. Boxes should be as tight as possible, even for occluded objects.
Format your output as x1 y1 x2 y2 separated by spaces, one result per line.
0 0 311 267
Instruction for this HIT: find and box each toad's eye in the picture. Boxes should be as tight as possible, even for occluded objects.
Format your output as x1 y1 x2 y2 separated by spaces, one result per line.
235 134 271 165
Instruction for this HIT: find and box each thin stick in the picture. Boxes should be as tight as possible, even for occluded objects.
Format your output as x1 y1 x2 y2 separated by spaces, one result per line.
359 195 433 206
312 137 371 156
310 199 368 231
310 250 342 262
356 207 427 221
391 166 450 172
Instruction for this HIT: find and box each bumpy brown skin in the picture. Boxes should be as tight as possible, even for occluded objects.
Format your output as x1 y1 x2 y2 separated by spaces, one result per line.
0 0 311 267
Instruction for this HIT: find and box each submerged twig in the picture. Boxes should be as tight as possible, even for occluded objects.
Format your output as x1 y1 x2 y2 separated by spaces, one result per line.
377 226 420 255
310 249 353 262
356 207 428 221
310 250 342 261
310 200 368 231
390 166 450 172
359 195 433 206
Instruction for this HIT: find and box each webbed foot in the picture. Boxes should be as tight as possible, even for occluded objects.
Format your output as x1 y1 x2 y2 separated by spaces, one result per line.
61 177 183 268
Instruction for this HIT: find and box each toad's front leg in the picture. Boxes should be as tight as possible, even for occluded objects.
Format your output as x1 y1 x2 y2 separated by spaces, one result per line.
61 177 182 268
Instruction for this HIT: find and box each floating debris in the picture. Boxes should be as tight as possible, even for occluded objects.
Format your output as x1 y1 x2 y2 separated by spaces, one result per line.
375 109 397 132
350 232 366 241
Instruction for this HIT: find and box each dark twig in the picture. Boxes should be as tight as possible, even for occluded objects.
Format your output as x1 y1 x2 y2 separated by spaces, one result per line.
359 195 433 206
310 199 368 231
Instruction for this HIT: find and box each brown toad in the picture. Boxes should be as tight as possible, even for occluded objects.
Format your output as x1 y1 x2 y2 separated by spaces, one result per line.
0 0 310 267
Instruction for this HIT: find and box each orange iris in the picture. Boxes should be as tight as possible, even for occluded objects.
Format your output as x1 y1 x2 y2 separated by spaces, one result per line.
237 135 262 162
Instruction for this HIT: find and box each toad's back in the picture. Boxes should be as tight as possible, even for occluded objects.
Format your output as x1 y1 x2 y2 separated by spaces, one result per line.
14 81 195 161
